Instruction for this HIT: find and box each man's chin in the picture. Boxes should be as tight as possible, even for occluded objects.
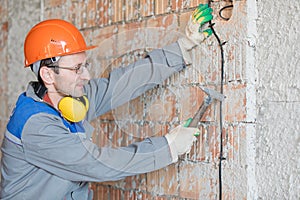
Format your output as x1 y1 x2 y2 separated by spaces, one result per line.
72 94 84 98
69 91 84 98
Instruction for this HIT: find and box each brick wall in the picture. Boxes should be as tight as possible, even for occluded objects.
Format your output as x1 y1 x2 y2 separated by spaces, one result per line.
85 0 252 199
0 0 253 199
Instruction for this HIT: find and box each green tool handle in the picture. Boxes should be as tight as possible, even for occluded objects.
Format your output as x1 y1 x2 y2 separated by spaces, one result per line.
183 96 212 136
183 118 200 136
184 101 210 127
183 118 193 127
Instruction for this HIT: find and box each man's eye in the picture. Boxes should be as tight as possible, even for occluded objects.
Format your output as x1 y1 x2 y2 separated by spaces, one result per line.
75 64 82 70
84 63 90 68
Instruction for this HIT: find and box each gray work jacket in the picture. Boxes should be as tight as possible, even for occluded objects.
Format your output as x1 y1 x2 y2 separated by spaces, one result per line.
0 42 186 200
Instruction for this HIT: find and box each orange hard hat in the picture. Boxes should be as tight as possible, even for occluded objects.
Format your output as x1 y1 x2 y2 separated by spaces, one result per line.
24 19 96 67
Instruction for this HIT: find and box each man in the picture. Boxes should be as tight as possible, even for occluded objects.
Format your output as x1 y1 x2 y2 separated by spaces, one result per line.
0 4 213 200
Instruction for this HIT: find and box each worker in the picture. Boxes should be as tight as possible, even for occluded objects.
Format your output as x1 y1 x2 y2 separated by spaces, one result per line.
0 4 213 200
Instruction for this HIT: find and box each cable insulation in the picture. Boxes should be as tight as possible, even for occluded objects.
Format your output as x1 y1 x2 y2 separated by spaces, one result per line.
207 1 232 199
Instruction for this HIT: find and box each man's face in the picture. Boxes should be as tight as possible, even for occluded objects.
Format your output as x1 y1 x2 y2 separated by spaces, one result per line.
53 52 90 97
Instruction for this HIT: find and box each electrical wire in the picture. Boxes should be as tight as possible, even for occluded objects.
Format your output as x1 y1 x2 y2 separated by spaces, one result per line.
219 5 234 21
207 1 232 200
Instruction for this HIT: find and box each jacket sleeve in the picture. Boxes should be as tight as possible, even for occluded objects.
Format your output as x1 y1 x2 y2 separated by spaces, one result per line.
22 113 173 182
84 42 186 121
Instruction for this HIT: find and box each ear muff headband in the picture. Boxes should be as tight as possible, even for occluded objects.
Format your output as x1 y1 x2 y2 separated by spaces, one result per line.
58 96 89 122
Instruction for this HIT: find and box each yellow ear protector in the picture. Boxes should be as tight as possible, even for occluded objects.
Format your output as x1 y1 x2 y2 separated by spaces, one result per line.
58 95 89 122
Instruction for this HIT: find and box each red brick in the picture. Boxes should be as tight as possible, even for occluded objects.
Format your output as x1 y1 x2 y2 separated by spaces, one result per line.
95 0 110 27
145 14 179 48
124 174 147 191
224 123 246 163
140 0 154 17
85 0 97 27
116 21 148 56
109 187 122 200
111 0 124 23
125 0 140 21
147 163 179 196
186 123 222 163
170 0 183 11
223 83 247 122
154 0 169 15
187 124 208 162
124 190 142 199
70 1 88 28
44 0 67 7
92 184 109 199
226 43 245 82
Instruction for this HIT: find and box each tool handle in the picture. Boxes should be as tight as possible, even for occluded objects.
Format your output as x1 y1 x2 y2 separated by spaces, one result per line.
183 118 193 127
183 96 212 127
183 119 200 136
188 103 209 127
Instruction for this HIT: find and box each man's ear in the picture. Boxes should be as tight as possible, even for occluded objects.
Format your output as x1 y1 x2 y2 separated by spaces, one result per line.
39 66 54 84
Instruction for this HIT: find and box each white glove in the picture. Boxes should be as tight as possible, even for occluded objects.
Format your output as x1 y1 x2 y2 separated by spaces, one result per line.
178 4 213 64
165 125 199 162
